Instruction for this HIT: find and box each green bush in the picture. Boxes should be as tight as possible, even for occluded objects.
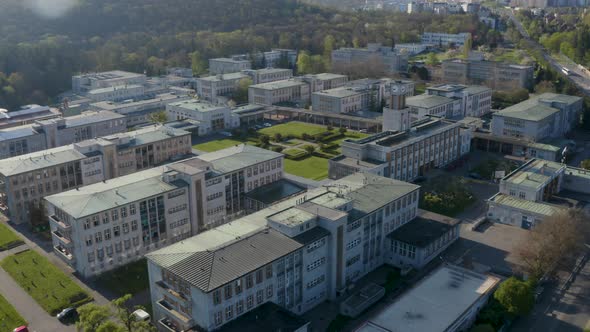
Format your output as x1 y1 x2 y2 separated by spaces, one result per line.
283 149 308 160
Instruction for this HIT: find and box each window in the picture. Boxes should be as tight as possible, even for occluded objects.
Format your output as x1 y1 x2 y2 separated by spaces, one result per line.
113 226 120 237
95 232 102 243
84 220 91 230
224 284 232 300
111 210 118 221
130 204 136 215
133 237 139 247
124 239 131 249
123 223 129 234
266 285 273 299
306 257 326 271
306 275 325 289
214 311 222 326
256 290 264 304
235 279 242 294
255 269 263 284
307 238 326 252
346 238 361 250
246 295 254 309
246 274 253 289
213 290 221 305
85 236 92 246
102 213 109 224
115 242 122 253
131 220 138 231
225 305 233 320
265 265 273 279
236 300 244 315
519 192 526 199
106 245 113 257
121 207 127 218
346 254 360 267
104 229 111 241
87 252 95 263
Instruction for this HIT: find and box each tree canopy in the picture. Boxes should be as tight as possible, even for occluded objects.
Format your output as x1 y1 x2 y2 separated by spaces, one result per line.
493 277 534 317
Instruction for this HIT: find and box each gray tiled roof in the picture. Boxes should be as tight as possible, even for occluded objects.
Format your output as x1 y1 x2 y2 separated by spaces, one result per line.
0 146 86 176
495 93 581 121
407 94 455 109
197 144 282 173
147 228 302 292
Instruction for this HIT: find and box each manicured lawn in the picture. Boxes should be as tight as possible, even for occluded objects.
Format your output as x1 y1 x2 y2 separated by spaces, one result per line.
193 138 246 152
285 156 329 180
0 292 26 330
1 250 92 315
0 223 23 251
331 132 370 153
95 259 149 296
259 122 329 138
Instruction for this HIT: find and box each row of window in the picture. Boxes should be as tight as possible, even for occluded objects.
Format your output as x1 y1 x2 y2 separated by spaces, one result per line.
213 265 273 305
87 237 140 263
83 205 137 230
306 238 326 253
245 159 282 178
306 274 325 289
207 192 223 201
306 257 326 272
168 204 187 214
246 172 282 192
170 218 189 229
213 286 273 326
85 221 138 246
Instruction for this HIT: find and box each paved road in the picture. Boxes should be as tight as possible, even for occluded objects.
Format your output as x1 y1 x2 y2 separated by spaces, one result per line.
505 9 590 96
512 253 590 332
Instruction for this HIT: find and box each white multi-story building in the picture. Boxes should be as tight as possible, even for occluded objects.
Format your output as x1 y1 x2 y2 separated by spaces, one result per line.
421 32 471 47
491 93 583 142
248 80 311 106
0 105 61 129
72 70 148 94
406 94 462 122
0 110 127 160
426 84 492 118
89 92 192 127
195 72 249 103
311 87 365 113
0 125 192 224
332 44 409 74
394 43 429 55
209 57 252 75
45 144 285 278
146 173 424 332
300 73 349 93
242 68 293 85
329 117 468 182
166 99 240 135
86 84 146 102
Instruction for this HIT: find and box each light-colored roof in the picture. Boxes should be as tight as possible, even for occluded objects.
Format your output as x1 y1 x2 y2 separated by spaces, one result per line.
44 167 175 218
87 84 143 95
490 194 564 217
197 72 248 82
37 110 125 128
495 93 581 121
407 94 455 109
357 265 500 332
0 124 39 141
0 145 86 176
250 79 306 90
314 87 363 98
502 159 565 190
196 144 282 173
169 100 227 113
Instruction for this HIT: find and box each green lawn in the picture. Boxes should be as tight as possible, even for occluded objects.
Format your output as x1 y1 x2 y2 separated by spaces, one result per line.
0 293 26 330
331 132 370 153
258 122 329 138
192 138 247 152
285 156 329 180
0 223 23 251
95 259 149 296
1 250 92 315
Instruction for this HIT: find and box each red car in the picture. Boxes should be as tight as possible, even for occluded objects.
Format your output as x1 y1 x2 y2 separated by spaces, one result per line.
14 327 29 332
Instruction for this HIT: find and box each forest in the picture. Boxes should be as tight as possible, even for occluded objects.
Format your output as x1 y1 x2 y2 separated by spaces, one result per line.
0 0 498 109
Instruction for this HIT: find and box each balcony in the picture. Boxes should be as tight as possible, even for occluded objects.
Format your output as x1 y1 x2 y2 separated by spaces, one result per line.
158 318 182 332
49 215 71 230
156 280 190 301
54 245 75 262
52 230 72 246
157 299 193 327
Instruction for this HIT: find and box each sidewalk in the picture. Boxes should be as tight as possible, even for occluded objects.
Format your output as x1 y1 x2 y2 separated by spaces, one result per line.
0 265 75 332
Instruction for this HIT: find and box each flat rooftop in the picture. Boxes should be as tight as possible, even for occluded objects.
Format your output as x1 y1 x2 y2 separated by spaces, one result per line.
356 265 500 332
245 179 306 205
490 193 565 217
308 73 348 81
90 93 187 111
75 70 145 81
36 110 125 128
196 144 282 174
197 72 247 82
87 84 143 95
0 124 39 141
0 145 86 176
495 93 580 122
387 210 460 248
250 79 306 90
314 87 363 98
406 94 455 109
168 99 227 113
501 158 565 190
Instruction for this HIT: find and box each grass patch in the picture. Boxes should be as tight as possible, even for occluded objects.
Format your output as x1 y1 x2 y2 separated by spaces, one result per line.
419 176 476 217
0 292 26 330
95 259 149 296
471 159 519 180
258 121 329 138
193 138 247 152
284 156 329 180
0 223 23 251
1 250 92 315
283 148 308 160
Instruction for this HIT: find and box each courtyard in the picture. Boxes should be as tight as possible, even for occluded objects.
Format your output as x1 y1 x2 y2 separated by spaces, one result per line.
193 121 369 181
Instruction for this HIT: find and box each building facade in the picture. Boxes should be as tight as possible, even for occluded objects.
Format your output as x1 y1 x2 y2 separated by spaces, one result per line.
72 70 147 94
442 59 534 90
166 100 240 135
0 105 61 129
0 111 127 160
209 57 252 75
332 44 409 74
248 80 311 106
426 84 492 118
421 32 471 47
195 73 249 102
242 68 293 85
0 125 192 224
146 173 423 332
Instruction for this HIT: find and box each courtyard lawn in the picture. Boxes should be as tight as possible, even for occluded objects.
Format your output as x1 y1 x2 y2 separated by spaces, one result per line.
285 156 329 181
193 138 247 152
0 293 26 330
1 250 92 315
95 259 149 296
330 131 371 153
0 223 23 251
259 122 329 138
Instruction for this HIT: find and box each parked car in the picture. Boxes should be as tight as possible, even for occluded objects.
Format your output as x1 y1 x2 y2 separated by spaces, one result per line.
263 122 272 127
132 309 151 322
13 326 29 332
219 131 232 137
57 307 78 322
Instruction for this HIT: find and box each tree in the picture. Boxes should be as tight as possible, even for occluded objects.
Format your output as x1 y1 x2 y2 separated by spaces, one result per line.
97 321 126 332
259 134 270 145
148 111 167 124
296 51 312 75
77 303 112 332
273 133 283 142
304 145 316 156
113 294 156 332
190 51 206 76
494 277 534 316
581 159 590 170
463 35 472 59
339 127 347 134
323 35 336 66
352 37 361 48
233 77 252 104
425 52 439 66
515 210 589 280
